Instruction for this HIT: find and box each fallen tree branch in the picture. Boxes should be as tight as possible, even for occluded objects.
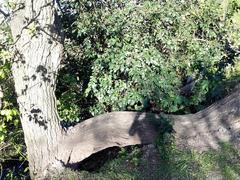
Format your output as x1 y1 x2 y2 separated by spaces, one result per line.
57 87 240 167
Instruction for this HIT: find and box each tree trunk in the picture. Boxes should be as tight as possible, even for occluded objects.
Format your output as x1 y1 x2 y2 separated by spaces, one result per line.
9 0 240 179
10 0 65 177
9 0 159 178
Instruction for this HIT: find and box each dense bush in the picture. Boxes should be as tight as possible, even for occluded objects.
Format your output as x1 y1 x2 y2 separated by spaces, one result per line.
57 0 240 118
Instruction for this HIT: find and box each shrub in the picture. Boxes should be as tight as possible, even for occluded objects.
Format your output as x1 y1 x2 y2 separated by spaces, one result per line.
63 0 240 116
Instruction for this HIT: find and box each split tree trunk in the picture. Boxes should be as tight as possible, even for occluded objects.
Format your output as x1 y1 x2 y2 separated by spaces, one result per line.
9 0 240 179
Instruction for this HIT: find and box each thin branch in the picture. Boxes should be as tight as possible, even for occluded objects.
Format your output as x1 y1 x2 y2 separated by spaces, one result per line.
0 8 9 18
11 2 53 45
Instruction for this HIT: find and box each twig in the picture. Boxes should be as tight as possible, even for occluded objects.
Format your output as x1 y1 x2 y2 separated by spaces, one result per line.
0 143 11 151
0 8 9 18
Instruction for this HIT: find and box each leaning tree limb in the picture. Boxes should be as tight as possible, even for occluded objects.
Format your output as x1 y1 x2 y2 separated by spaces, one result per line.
58 87 240 166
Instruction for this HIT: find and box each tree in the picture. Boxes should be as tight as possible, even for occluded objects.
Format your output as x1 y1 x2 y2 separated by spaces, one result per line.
6 0 159 178
9 0 65 177
1 0 240 179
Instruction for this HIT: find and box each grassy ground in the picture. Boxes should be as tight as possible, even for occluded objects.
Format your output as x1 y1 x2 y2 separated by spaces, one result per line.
2 132 240 179
56 141 240 180
2 120 239 180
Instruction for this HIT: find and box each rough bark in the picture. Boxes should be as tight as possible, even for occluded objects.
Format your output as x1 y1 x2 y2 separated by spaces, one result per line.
60 112 160 166
10 0 64 177
60 87 240 166
171 87 240 151
9 0 240 179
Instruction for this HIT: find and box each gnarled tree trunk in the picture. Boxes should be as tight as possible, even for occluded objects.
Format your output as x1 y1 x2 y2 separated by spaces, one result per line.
9 0 240 179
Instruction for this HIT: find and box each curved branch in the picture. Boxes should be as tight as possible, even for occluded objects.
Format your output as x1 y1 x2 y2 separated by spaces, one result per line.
60 112 160 165
57 87 240 166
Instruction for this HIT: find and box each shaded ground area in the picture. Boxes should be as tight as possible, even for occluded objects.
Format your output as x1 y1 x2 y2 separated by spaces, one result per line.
0 159 29 180
54 141 240 180
1 140 240 179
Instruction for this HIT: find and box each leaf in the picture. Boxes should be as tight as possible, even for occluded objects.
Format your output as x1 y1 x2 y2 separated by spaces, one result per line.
0 70 6 79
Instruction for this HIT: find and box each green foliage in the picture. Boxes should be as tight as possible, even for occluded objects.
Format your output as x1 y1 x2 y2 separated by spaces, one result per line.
0 20 27 178
56 41 94 124
57 0 240 120
60 0 240 117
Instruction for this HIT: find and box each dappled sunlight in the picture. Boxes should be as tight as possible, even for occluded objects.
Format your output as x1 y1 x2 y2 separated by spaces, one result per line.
1 0 240 178
171 87 240 152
